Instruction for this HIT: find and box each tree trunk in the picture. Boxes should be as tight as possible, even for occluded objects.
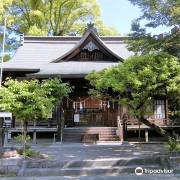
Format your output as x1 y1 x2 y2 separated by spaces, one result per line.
33 121 37 144
23 121 28 154
0 117 4 155
60 106 64 143
138 116 173 140
56 99 64 142
121 113 128 142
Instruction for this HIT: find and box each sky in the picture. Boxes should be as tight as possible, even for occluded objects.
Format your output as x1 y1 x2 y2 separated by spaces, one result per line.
98 0 171 35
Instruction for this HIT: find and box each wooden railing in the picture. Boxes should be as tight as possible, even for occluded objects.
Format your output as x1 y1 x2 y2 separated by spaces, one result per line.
127 118 174 126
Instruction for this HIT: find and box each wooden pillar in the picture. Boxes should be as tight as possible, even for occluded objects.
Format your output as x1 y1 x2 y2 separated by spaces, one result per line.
165 99 168 119
145 130 149 142
117 116 123 141
122 114 128 142
33 130 37 144
138 122 141 142
117 96 122 140
12 116 15 128
176 133 179 140
4 128 8 145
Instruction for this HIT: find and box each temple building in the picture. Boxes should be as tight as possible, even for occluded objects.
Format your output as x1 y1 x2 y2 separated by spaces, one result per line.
3 25 174 142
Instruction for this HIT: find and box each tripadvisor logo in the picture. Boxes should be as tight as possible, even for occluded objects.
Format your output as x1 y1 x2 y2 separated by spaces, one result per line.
135 167 143 175
135 167 174 175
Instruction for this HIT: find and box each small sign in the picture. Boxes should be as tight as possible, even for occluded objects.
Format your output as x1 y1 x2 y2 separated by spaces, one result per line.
74 114 80 122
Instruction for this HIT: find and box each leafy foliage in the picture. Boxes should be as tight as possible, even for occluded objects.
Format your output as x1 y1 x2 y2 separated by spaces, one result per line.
127 0 180 58
0 0 119 36
0 0 119 61
0 0 13 14
167 137 180 153
87 53 180 112
17 144 42 158
126 21 180 58
128 0 180 27
0 78 71 122
127 0 180 116
0 78 71 152
14 134 31 143
86 53 180 137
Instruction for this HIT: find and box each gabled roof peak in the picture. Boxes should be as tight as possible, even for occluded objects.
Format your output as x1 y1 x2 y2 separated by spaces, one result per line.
83 23 98 35
51 25 124 63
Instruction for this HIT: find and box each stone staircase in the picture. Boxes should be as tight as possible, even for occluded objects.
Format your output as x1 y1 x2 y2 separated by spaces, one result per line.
63 127 120 142
20 155 165 177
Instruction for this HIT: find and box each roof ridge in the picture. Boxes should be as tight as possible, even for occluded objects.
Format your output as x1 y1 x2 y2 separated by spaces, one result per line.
24 36 128 41
24 35 128 38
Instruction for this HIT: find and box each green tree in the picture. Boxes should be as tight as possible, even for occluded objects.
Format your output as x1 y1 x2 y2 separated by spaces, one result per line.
86 53 180 139
127 0 180 57
0 0 119 62
0 78 71 150
126 21 180 58
1 0 118 36
127 0 180 116
128 0 179 27
0 0 13 14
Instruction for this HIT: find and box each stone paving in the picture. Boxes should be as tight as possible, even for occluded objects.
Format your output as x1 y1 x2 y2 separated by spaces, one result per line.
1 140 178 179
5 140 167 161
1 175 180 180
30 143 160 161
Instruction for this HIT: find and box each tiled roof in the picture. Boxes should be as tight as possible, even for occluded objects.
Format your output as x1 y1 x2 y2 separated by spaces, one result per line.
3 32 134 77
27 61 119 78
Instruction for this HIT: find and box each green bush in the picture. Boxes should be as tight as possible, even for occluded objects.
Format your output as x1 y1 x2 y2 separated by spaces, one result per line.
167 137 180 153
17 145 42 158
14 135 41 158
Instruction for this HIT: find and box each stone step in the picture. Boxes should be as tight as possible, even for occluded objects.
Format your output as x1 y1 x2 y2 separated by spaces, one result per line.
63 137 81 140
63 139 81 142
63 137 120 142
63 128 117 132
99 134 118 137
99 135 119 139
63 131 117 134
22 165 162 176
98 137 119 141
25 156 161 168
63 127 119 142
63 134 118 138
64 127 117 130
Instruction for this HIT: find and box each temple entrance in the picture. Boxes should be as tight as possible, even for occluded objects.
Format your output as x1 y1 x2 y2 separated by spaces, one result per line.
63 97 118 127
74 109 105 126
